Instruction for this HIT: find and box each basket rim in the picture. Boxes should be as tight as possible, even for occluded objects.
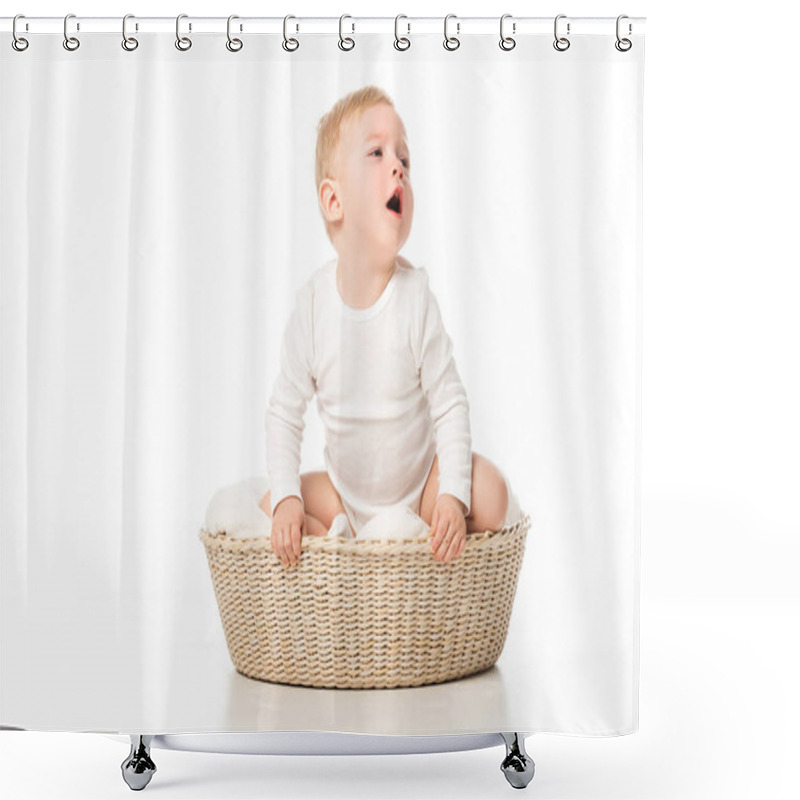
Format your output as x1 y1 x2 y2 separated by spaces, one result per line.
199 513 530 552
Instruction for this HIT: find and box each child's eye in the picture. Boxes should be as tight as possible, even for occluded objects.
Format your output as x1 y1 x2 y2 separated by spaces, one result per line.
401 157 410 169
370 148 382 157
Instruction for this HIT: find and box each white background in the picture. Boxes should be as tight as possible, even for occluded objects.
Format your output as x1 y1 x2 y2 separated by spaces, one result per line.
1 1 798 799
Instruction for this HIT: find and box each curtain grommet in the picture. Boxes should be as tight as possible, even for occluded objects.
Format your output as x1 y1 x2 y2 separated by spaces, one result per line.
394 15 411 51
499 14 516 51
175 14 192 51
121 14 139 52
615 15 632 51
282 15 299 52
226 15 243 52
443 14 460 51
553 14 570 52
63 13 80 51
12 14 29 51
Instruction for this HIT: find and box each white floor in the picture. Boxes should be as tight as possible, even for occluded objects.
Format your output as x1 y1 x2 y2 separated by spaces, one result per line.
2 594 797 799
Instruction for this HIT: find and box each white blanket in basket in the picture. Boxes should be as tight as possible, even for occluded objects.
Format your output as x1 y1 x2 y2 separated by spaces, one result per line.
204 475 522 540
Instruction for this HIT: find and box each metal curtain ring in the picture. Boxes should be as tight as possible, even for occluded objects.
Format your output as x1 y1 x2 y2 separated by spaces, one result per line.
63 13 80 51
499 14 516 51
175 13 192 51
443 14 460 51
553 14 570 51
12 14 29 51
338 14 355 51
283 15 299 51
394 14 410 51
615 14 632 51
122 14 139 51
226 15 243 52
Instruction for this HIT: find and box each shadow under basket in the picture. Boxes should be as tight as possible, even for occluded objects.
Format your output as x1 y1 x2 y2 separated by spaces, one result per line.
199 515 530 689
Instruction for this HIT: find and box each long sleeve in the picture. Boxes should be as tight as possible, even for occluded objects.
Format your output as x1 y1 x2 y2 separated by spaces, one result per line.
265 282 316 516
415 272 472 515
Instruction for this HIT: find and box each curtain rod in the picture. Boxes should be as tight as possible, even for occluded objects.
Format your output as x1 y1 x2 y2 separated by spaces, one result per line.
1 16 646 37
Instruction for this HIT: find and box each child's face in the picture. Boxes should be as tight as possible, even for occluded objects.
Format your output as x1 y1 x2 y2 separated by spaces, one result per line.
328 102 414 256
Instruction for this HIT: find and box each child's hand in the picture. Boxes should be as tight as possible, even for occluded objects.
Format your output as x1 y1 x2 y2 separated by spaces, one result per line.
430 494 467 563
272 496 306 568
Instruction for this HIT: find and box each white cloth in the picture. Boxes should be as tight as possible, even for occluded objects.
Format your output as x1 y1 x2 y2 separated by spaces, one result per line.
204 477 271 539
203 477 356 540
327 512 355 539
265 256 472 536
357 504 431 541
203 475 523 541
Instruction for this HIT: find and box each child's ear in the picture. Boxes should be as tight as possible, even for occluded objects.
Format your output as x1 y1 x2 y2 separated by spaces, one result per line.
319 179 343 224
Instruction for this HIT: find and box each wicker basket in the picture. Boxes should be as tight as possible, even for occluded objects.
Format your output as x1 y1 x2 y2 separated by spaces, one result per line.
199 515 529 689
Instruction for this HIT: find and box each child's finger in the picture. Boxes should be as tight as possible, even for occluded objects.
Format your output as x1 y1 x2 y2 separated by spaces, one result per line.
272 525 283 561
290 523 301 565
436 521 452 560
443 531 461 562
274 525 286 565
282 526 291 567
435 523 448 554
292 523 302 559
281 525 292 566
293 524 302 557
270 529 280 560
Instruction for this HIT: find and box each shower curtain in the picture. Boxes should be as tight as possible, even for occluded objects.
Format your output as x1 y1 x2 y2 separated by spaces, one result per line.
0 18 644 737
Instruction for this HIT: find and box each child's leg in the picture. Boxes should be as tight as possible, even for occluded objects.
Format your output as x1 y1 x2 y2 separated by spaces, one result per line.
419 453 509 533
260 471 348 537
468 455 509 531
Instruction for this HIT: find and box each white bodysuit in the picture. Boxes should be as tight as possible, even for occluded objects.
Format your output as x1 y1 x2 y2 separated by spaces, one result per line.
265 256 472 535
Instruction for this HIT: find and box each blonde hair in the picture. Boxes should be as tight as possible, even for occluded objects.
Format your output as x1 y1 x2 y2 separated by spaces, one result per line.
315 86 396 238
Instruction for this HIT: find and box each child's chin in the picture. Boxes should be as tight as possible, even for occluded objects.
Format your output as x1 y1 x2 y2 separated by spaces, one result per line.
393 226 411 249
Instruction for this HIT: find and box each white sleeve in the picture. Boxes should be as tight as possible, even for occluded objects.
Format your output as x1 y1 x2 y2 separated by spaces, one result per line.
415 273 472 515
265 282 316 516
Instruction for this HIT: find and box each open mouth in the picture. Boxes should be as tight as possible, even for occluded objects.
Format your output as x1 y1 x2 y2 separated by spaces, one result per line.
386 187 403 216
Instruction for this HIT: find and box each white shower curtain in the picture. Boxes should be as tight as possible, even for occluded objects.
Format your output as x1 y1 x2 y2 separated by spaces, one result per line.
1 21 643 736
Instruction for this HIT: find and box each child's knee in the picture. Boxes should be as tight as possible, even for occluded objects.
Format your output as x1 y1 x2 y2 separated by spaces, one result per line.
299 471 346 529
472 457 509 530
494 473 509 524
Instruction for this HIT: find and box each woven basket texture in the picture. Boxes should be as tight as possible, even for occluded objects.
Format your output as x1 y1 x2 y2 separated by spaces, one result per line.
200 515 529 689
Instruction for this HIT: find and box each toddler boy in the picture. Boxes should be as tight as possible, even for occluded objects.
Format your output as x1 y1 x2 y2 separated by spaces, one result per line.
261 86 508 567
